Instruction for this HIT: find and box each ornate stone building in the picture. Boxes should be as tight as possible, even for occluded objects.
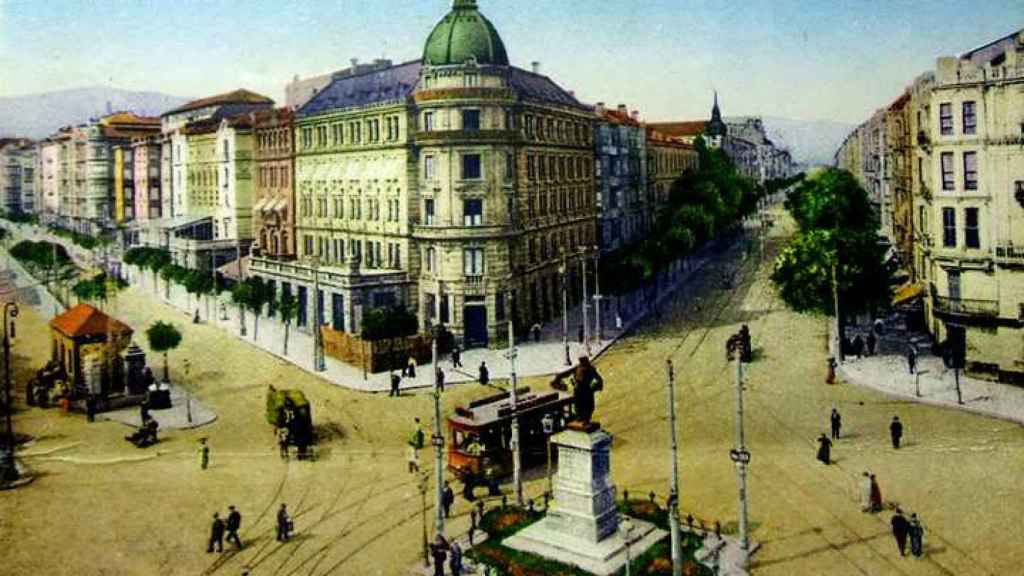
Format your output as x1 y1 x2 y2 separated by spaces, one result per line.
252 108 296 260
593 104 647 254
0 138 37 216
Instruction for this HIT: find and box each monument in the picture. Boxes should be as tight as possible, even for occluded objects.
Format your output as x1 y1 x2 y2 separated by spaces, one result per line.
505 421 667 575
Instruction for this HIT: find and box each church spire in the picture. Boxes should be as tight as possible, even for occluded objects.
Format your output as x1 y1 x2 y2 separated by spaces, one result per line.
453 0 478 9
711 91 722 121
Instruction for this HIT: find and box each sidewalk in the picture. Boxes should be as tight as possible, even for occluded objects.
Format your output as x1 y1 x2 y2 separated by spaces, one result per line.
838 347 1024 426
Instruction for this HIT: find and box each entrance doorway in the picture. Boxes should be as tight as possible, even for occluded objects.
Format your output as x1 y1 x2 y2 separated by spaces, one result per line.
463 305 489 349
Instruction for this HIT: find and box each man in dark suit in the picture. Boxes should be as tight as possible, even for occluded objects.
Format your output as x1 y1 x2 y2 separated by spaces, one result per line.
890 416 904 449
207 512 225 553
891 509 910 556
226 505 243 549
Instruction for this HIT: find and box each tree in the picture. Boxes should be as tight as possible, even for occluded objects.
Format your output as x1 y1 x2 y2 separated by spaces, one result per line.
231 279 253 337
245 276 271 340
145 321 182 383
278 290 299 356
361 306 418 341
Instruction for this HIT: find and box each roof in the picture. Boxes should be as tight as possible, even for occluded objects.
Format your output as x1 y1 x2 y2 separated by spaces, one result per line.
251 107 294 128
50 304 133 339
648 121 707 138
182 118 220 136
299 60 423 118
217 256 250 281
507 66 587 109
448 389 572 428
102 112 161 126
162 89 274 117
597 107 640 127
423 0 509 67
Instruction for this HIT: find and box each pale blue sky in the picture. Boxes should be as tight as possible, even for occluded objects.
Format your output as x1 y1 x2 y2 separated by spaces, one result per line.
0 0 1019 123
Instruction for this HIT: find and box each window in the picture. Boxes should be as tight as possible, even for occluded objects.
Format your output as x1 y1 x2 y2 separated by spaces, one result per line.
424 198 435 225
504 152 514 182
462 110 481 132
942 207 956 247
424 112 435 132
962 102 976 135
424 155 436 180
963 152 977 190
462 154 482 179
332 123 343 145
964 207 980 249
297 286 308 327
425 247 436 272
464 199 483 226
941 152 954 191
496 292 506 322
464 247 484 276
304 234 314 255
464 73 479 87
334 238 345 261
939 103 953 136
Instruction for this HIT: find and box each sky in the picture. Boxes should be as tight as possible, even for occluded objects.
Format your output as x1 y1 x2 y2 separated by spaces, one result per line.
0 0 1019 124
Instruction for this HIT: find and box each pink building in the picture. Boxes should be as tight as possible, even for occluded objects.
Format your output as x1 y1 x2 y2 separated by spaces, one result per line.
131 135 162 221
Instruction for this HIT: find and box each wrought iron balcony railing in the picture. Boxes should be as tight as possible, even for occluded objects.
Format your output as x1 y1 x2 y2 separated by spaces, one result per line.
932 294 999 318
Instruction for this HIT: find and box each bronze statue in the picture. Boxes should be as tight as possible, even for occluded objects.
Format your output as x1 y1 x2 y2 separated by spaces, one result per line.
571 356 603 424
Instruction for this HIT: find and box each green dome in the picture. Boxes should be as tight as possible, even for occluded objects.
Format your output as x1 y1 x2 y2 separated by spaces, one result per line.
423 0 509 67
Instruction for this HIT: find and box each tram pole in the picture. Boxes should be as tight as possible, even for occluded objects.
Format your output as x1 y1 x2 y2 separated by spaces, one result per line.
431 328 445 539
731 347 751 570
666 360 682 576
507 319 523 507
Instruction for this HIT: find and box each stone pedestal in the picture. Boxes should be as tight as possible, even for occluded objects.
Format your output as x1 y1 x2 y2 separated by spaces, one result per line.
505 424 666 575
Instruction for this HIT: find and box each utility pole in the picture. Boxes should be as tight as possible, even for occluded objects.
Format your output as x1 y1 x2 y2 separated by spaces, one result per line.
666 360 683 576
831 261 842 363
1 303 19 482
729 346 751 570
237 241 246 336
431 328 445 540
507 319 523 506
560 256 570 366
581 247 590 356
312 259 325 372
593 249 602 343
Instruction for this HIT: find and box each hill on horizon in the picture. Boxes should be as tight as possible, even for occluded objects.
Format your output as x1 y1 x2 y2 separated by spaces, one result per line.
0 86 191 139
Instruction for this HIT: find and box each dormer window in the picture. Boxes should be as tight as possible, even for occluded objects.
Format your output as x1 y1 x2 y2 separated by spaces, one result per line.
464 73 479 87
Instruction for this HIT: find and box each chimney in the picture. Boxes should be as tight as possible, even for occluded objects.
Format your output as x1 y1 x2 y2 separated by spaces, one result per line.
531 61 541 74
617 104 628 116
595 102 605 115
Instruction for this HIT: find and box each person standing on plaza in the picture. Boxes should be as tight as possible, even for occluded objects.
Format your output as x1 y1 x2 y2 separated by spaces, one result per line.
430 535 448 576
407 355 417 379
531 322 542 343
436 367 446 392
389 371 401 397
478 361 489 386
198 438 210 470
449 540 463 575
860 471 873 512
866 331 877 356
277 428 290 460
207 512 225 553
451 344 462 369
870 474 883 513
816 433 832 464
226 505 243 549
86 394 97 422
276 504 292 542
830 408 842 439
577 324 584 344
851 334 864 359
906 344 917 374
407 443 420 474
891 508 910 556
442 481 455 518
890 416 904 449
909 513 924 558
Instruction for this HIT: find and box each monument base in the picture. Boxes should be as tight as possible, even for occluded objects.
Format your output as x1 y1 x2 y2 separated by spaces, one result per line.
505 515 667 576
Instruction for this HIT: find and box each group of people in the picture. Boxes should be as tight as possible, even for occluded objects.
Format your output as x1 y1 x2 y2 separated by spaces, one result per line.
429 534 464 576
816 411 905 465
206 505 243 553
388 355 490 397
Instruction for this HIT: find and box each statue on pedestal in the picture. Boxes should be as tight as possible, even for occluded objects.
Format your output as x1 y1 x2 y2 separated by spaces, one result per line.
571 356 603 425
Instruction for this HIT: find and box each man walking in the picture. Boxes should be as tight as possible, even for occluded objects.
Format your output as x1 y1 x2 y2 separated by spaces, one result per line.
891 509 910 556
277 428 290 460
226 505 243 549
276 504 292 542
870 474 883 513
207 512 225 553
449 540 463 575
906 344 917 374
890 416 904 449
430 536 448 576
478 361 489 386
389 371 401 397
406 355 417 379
442 481 455 518
909 513 925 558
866 331 877 356
451 344 462 369
198 438 210 470
830 408 842 439
436 367 445 392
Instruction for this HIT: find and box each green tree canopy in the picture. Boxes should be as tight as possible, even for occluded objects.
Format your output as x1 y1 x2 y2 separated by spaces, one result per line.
145 320 183 382
361 306 418 341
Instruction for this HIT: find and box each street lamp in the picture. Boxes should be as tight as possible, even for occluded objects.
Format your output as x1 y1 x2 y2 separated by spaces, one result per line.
541 412 555 498
579 246 591 356
182 358 193 424
418 470 430 567
559 257 570 366
620 515 634 576
506 320 523 506
730 341 751 570
311 257 325 372
2 302 19 482
430 325 446 540
592 247 602 343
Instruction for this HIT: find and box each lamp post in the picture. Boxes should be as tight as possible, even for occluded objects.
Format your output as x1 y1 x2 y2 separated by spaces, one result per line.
666 360 683 576
593 248 602 343
2 302 19 482
579 246 590 356
506 320 523 506
183 358 193 424
541 412 555 499
312 257 325 372
559 257 570 366
430 325 445 540
730 342 751 570
419 470 430 568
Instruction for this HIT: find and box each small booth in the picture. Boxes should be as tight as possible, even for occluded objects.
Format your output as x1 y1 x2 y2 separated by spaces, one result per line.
49 304 134 399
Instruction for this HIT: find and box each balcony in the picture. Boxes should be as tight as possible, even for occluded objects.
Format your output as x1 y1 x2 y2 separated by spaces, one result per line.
995 245 1024 266
932 293 999 320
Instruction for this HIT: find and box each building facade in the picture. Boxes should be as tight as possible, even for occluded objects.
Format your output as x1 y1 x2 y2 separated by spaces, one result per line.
38 136 61 221
593 104 647 254
252 108 296 260
0 139 37 216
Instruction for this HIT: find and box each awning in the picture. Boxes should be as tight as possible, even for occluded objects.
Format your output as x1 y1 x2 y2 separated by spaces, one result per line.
892 282 924 306
270 198 288 213
253 198 270 213
217 256 250 282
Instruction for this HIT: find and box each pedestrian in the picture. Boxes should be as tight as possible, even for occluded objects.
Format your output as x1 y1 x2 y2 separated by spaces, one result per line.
442 481 455 518
816 433 832 465
830 408 842 439
449 540 463 575
193 308 200 324
207 512 225 553
906 344 917 374
874 317 885 336
890 416 904 449
451 345 462 369
85 394 97 423
436 367 445 391
277 428 290 460
909 513 924 558
276 504 291 542
578 324 584 344
869 474 883 513
531 323 542 343
226 505 243 549
389 371 401 397
198 438 210 470
408 443 420 474
860 471 872 512
430 535 448 576
866 331 877 356
478 361 489 386
411 417 425 449
851 334 864 359
891 508 910 556
407 355 417 379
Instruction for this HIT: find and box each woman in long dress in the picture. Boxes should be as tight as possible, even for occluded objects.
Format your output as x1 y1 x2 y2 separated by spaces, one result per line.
860 472 872 512
869 474 883 512
816 434 832 464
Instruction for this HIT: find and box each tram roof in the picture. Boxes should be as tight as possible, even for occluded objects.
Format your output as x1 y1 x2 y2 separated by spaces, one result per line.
449 388 572 428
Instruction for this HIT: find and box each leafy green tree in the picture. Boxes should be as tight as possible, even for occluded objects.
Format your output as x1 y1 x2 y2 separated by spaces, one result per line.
245 276 271 340
145 320 182 382
231 279 253 337
278 290 299 356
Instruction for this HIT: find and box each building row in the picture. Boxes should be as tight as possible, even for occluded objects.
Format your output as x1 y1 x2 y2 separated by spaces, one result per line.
6 0 793 350
835 29 1024 382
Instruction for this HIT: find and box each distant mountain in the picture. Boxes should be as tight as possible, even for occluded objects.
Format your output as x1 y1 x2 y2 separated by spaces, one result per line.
754 116 856 168
0 86 191 139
